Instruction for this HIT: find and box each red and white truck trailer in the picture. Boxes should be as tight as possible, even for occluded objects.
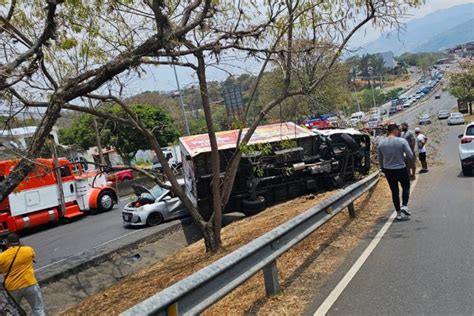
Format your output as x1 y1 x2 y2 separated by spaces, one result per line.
0 158 117 235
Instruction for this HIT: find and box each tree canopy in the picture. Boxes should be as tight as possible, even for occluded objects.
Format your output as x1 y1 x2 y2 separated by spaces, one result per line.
59 104 179 163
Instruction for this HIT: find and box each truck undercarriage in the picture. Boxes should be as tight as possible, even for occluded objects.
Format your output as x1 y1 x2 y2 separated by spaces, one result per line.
180 123 370 219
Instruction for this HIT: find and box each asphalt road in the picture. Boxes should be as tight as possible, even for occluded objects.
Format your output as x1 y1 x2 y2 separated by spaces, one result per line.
21 196 185 271
314 81 474 314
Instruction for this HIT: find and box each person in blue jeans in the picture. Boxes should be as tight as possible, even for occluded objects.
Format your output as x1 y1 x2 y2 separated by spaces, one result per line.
378 124 414 220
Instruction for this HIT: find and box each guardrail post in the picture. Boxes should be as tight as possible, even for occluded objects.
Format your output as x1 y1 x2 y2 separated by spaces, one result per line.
348 202 356 218
263 260 280 295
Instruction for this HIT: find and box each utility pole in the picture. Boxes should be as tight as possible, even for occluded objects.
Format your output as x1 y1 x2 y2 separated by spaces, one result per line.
170 58 190 135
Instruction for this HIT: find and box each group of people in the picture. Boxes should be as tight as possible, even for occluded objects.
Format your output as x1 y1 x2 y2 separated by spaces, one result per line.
378 123 429 220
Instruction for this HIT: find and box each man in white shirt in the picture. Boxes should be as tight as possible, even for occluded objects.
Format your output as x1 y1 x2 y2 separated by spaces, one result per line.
415 127 428 173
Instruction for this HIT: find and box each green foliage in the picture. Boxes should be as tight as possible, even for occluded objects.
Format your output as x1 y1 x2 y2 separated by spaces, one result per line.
449 63 474 101
59 104 179 163
396 52 445 74
351 87 403 112
278 138 297 150
240 142 272 156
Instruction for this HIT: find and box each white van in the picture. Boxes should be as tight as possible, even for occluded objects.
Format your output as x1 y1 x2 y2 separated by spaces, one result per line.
350 112 365 125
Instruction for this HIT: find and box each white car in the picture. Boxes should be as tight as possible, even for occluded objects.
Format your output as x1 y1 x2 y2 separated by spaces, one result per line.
122 180 188 226
437 110 450 120
459 122 474 176
447 112 465 125
419 114 431 125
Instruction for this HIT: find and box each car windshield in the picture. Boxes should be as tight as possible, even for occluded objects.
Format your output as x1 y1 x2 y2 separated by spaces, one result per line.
452 113 462 117
147 185 167 199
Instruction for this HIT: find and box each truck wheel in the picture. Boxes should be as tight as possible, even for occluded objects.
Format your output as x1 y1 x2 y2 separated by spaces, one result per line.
339 133 360 152
146 212 163 226
98 191 114 212
242 196 265 216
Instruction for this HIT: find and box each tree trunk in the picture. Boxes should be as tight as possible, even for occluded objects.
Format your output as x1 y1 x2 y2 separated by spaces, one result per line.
110 96 217 251
196 53 222 251
0 99 63 202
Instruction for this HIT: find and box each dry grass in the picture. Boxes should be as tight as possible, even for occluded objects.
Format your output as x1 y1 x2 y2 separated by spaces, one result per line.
204 180 392 316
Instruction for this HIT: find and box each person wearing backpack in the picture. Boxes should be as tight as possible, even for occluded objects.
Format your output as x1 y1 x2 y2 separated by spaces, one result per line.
0 233 45 316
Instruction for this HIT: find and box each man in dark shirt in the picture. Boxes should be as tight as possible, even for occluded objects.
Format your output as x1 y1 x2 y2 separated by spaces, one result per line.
400 123 417 180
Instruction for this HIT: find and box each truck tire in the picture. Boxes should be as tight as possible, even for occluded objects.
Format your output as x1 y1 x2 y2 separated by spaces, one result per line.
147 212 164 226
241 196 265 216
97 191 114 212
339 133 360 152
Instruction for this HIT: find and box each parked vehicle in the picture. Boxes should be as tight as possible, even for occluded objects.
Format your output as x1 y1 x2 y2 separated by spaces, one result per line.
419 114 432 125
368 116 381 129
437 110 450 120
389 106 397 115
0 158 117 235
152 145 182 173
350 112 365 125
459 122 474 176
107 166 133 183
304 117 333 130
435 95 441 99
403 101 411 108
122 179 187 226
179 122 371 218
447 112 465 126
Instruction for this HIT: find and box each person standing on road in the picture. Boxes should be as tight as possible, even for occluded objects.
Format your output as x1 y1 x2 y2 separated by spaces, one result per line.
378 124 413 220
401 123 417 180
415 127 429 173
0 233 45 316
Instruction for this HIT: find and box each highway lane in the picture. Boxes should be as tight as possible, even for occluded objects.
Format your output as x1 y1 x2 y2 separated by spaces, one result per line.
312 77 474 314
21 196 187 270
323 122 473 315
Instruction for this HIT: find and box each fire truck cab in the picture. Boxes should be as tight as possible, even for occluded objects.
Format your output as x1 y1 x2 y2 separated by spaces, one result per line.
0 158 117 235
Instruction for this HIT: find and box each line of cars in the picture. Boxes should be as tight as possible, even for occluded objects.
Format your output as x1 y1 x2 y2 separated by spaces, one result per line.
437 110 466 125
438 110 472 176
390 74 443 115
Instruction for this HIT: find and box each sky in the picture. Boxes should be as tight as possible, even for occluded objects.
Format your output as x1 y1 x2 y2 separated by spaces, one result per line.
127 0 473 95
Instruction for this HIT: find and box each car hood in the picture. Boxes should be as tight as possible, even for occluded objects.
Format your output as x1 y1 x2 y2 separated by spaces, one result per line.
131 184 155 198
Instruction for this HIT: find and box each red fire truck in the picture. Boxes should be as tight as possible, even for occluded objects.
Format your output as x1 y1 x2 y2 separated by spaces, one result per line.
0 158 117 235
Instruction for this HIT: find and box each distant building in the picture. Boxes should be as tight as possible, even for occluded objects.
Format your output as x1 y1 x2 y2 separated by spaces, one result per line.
376 51 397 69
0 126 59 150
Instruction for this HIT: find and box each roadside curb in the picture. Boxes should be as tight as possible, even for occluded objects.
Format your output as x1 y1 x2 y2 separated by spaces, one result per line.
37 218 193 287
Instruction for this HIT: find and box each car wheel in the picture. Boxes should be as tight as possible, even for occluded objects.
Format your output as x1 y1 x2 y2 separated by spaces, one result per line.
241 196 266 216
462 166 472 176
97 191 114 212
146 212 164 226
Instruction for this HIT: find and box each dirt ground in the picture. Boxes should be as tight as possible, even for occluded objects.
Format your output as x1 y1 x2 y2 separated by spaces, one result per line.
61 177 395 316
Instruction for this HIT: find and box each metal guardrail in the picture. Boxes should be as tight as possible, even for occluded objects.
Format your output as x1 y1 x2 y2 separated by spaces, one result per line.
122 172 380 316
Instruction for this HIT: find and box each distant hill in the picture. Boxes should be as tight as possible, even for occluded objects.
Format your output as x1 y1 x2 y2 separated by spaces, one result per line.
364 3 474 55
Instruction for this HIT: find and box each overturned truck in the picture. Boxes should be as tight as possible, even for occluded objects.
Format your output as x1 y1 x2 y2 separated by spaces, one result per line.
179 122 370 218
